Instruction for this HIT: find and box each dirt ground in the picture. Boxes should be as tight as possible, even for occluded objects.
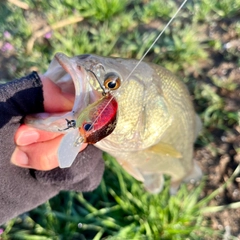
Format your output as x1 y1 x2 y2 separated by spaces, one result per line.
193 19 240 238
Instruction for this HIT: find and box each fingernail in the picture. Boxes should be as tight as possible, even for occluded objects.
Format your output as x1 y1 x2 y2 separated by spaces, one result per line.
16 131 40 146
11 148 29 166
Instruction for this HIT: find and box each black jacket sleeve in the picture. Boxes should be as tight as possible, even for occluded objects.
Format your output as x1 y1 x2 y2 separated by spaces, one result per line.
0 72 104 225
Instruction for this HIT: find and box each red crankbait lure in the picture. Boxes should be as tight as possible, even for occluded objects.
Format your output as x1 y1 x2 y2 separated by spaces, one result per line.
58 93 118 168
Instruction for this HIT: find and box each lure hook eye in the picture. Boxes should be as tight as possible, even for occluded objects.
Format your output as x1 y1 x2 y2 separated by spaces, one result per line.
83 122 93 131
58 119 76 131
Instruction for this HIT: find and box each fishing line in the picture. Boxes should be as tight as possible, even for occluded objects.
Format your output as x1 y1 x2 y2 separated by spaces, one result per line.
81 0 188 137
125 0 188 83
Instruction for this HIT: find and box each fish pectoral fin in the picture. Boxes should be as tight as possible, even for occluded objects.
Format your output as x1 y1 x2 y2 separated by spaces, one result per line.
143 173 165 194
147 142 182 158
120 160 144 182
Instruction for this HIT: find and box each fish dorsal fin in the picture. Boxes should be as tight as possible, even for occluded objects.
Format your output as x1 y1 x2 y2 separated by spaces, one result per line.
147 142 182 158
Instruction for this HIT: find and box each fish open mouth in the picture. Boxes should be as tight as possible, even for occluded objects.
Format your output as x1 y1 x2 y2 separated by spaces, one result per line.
44 52 101 116
55 52 89 115
24 53 102 133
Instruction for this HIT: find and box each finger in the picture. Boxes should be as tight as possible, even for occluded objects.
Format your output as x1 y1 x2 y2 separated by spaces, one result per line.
15 124 62 146
11 135 63 170
11 135 88 170
41 76 75 112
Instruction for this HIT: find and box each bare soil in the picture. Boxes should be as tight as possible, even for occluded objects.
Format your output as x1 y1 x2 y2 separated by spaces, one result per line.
193 18 240 238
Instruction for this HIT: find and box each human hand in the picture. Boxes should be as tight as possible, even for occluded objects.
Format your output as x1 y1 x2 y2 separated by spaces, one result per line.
11 75 87 170
0 72 104 224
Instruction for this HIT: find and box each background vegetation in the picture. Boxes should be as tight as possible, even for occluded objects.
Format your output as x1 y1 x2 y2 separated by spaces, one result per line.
0 0 239 239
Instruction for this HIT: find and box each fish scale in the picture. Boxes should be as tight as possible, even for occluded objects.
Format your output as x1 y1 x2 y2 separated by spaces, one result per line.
154 66 196 176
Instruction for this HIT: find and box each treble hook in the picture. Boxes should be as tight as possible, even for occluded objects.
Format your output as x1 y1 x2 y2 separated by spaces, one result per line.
58 119 76 131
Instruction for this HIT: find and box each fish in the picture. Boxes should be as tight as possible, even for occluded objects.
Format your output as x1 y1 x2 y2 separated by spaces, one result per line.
25 52 202 194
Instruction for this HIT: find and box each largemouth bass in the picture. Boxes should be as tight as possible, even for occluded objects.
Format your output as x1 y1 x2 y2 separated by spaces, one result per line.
26 53 202 193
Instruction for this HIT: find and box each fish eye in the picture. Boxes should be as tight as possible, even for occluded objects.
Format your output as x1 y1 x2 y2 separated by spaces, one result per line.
104 73 121 90
83 123 93 131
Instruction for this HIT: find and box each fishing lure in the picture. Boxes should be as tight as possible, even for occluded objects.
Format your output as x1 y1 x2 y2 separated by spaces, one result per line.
58 93 118 168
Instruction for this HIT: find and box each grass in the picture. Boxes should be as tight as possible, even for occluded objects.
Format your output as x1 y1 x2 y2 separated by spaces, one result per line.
0 155 219 240
0 0 240 239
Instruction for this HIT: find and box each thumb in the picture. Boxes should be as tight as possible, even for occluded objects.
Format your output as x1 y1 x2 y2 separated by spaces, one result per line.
41 76 75 113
